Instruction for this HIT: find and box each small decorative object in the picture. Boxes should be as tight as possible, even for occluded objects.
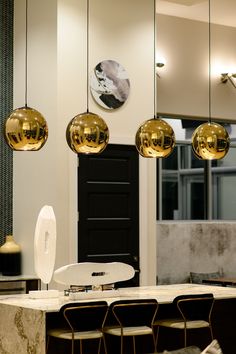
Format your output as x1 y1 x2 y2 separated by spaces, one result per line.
54 262 135 287
90 59 130 110
4 0 48 151
66 0 109 155
0 235 21 276
29 205 58 299
4 106 48 151
66 111 109 154
136 118 175 158
192 122 230 160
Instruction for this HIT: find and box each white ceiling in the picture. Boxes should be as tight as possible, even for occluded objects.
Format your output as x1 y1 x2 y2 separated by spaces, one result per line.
157 0 236 28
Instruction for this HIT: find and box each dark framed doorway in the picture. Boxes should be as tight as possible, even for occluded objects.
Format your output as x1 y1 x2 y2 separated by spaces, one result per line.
78 144 139 286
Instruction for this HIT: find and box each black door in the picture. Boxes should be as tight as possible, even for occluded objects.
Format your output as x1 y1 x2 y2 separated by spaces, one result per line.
78 144 139 286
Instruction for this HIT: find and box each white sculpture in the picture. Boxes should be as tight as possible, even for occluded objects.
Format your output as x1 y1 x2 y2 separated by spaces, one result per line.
29 205 58 299
54 262 135 287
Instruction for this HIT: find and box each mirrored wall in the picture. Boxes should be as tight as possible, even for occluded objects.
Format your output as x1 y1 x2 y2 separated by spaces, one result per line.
157 118 236 220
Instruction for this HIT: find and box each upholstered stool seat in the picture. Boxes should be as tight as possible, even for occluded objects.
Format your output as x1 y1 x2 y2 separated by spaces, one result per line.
46 300 108 354
104 298 158 354
155 319 211 329
47 328 104 340
154 294 214 349
104 325 153 336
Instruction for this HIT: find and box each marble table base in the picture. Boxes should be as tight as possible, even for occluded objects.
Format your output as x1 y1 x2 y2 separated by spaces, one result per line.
0 304 45 353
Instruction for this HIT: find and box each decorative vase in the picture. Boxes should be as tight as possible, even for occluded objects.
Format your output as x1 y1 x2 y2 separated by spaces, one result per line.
0 235 22 276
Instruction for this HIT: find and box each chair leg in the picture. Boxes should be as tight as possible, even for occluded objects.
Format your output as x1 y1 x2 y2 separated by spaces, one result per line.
184 328 187 348
103 335 108 354
79 339 83 354
152 331 157 353
209 325 214 341
120 334 123 354
155 326 160 351
132 336 136 354
46 336 50 353
98 337 102 354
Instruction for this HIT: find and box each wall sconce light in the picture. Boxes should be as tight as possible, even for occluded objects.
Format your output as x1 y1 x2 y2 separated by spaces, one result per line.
156 60 165 78
156 62 165 68
221 73 236 88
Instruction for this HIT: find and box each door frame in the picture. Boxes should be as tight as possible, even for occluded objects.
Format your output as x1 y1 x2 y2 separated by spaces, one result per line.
67 136 157 286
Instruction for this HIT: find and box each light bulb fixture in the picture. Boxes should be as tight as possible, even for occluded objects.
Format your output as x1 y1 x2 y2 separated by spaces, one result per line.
66 0 109 154
4 0 48 151
221 73 236 89
192 0 229 160
135 0 175 158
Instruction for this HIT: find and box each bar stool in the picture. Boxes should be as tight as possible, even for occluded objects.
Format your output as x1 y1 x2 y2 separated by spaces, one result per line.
103 298 158 354
46 300 108 354
154 293 214 349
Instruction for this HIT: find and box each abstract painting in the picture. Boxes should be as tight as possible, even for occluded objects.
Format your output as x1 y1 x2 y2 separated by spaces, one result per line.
90 60 130 110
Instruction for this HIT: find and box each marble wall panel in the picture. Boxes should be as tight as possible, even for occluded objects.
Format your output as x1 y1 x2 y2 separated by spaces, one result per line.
0 304 45 353
156 222 236 284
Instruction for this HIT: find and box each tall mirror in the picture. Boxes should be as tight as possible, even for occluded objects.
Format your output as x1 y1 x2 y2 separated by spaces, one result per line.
156 0 236 221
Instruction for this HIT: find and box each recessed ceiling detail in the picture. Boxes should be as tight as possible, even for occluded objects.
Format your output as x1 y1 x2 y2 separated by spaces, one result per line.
162 0 206 5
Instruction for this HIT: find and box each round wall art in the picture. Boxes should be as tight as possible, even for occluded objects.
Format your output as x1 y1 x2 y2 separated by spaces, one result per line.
90 60 130 110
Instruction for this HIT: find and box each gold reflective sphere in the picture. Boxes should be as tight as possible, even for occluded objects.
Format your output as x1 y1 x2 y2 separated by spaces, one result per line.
135 118 176 158
4 106 48 151
66 111 109 154
192 122 230 160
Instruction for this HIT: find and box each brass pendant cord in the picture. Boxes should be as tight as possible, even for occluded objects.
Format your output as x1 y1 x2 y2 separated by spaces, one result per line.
86 0 90 113
208 0 212 124
154 0 157 119
25 0 28 107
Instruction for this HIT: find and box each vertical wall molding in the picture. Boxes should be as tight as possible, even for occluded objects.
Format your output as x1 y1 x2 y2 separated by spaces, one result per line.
0 0 13 244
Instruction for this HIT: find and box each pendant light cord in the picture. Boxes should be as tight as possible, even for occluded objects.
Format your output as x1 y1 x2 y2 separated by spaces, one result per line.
154 0 157 119
86 0 89 113
208 0 211 123
25 0 28 107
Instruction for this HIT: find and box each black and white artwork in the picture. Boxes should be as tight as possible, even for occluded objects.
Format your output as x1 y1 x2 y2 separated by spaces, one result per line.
90 60 130 110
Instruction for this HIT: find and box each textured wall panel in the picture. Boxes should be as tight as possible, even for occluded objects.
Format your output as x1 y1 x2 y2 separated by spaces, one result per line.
157 222 236 284
0 0 13 244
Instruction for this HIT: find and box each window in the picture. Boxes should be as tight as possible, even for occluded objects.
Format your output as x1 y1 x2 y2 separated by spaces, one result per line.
157 118 236 220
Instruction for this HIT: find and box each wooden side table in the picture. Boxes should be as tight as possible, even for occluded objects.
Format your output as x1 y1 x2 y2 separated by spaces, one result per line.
0 275 41 294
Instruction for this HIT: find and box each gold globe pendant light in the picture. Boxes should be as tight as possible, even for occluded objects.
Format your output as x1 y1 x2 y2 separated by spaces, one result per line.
192 122 229 160
135 0 175 158
192 0 229 160
4 0 48 151
66 0 109 154
136 118 175 158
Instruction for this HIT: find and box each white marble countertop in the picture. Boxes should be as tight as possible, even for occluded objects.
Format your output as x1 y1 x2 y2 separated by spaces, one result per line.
0 283 236 312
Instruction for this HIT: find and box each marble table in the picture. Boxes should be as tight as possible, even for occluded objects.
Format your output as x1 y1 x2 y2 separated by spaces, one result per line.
0 284 236 353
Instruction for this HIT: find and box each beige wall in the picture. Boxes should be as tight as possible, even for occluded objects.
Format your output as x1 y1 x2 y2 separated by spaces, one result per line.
13 1 236 288
13 0 156 287
157 14 236 121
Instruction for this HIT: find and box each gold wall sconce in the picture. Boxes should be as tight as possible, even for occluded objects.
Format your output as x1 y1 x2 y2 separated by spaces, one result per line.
156 59 166 78
156 62 165 68
221 73 236 88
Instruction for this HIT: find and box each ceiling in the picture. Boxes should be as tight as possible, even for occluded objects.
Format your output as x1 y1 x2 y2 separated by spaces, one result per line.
157 0 236 28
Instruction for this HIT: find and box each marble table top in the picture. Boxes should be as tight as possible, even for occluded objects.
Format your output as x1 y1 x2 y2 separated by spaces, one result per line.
0 283 236 312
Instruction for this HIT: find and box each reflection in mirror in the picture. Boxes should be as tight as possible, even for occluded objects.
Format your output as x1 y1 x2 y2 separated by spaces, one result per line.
157 117 236 221
156 0 236 121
